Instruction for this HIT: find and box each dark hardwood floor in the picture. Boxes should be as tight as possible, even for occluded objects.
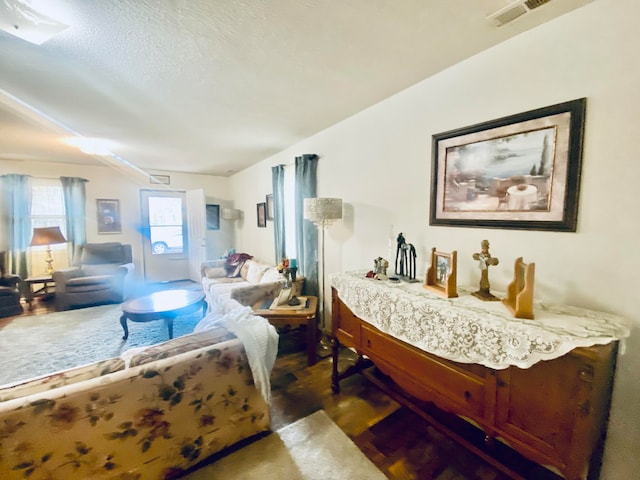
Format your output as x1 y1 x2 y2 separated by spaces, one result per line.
4 285 517 480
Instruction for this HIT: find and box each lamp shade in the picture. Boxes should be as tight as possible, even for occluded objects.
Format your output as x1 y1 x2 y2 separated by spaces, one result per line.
304 198 343 226
221 208 241 220
30 226 67 246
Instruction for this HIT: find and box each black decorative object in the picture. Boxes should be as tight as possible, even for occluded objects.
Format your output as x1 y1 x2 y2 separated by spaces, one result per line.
394 232 418 282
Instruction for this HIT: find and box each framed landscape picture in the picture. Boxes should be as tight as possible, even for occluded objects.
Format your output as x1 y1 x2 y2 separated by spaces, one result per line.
429 98 586 232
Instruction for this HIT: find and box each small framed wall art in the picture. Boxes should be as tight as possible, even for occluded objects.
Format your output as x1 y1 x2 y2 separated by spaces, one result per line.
424 247 458 298
257 202 267 228
96 199 122 234
266 194 274 220
206 204 220 230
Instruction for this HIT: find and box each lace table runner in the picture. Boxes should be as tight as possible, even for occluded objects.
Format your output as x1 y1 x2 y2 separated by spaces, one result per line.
331 271 630 370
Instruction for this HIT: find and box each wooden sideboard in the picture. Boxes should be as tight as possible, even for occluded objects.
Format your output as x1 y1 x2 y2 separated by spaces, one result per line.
331 287 618 480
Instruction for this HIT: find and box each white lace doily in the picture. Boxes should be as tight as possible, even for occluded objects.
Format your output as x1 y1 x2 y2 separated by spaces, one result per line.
331 271 630 370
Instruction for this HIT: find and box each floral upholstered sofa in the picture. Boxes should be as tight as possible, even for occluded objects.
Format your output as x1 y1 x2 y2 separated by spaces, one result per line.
0 300 277 480
201 255 303 310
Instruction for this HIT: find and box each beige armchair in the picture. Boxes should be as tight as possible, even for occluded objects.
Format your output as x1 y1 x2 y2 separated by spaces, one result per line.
53 243 134 311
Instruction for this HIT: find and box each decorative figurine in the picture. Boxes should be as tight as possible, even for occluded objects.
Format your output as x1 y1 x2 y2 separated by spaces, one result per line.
373 257 389 280
395 232 405 274
395 232 418 282
472 239 500 301
277 256 297 287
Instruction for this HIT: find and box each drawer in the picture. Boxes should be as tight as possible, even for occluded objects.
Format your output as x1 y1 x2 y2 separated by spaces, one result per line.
361 324 487 418
334 300 361 348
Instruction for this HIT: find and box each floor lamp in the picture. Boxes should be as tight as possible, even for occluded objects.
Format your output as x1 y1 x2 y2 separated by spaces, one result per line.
303 198 343 334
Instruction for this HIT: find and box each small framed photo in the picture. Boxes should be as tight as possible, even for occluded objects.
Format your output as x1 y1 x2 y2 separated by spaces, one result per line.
266 194 274 220
424 248 458 298
257 202 267 228
96 199 122 234
206 204 220 230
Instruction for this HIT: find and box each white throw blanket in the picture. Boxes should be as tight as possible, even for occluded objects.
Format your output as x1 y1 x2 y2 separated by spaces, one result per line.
195 303 278 404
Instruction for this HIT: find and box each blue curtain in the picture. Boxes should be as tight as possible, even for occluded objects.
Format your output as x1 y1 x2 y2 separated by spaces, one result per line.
0 174 32 278
295 154 318 296
271 165 285 264
60 176 88 251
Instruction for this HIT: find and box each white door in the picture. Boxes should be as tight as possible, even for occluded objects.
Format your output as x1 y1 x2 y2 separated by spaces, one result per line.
186 188 206 282
140 189 190 282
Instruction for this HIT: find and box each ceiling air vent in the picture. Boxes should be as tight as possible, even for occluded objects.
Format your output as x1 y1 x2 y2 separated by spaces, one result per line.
487 0 554 27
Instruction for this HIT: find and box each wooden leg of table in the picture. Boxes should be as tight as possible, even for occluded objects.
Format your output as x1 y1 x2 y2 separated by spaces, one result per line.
331 336 341 394
25 284 35 311
165 317 174 339
120 314 129 340
306 317 317 366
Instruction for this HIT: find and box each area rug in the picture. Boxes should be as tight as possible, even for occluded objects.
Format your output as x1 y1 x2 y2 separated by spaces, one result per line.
0 304 203 386
183 409 387 480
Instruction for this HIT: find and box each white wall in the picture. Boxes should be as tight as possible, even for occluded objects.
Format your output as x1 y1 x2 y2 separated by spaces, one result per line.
0 160 232 279
230 0 640 477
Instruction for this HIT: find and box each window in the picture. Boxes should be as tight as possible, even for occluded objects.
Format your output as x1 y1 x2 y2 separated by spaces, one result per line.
148 196 184 255
29 178 69 275
31 179 67 234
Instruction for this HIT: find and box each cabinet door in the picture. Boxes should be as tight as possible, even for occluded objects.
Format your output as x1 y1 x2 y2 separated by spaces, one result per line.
495 350 600 470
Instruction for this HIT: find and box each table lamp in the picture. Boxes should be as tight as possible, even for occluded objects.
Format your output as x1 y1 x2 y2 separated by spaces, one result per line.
304 198 343 332
30 226 67 274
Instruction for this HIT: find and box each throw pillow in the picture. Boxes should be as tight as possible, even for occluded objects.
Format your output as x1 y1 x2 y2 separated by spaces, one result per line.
246 262 269 284
227 261 244 278
260 267 282 284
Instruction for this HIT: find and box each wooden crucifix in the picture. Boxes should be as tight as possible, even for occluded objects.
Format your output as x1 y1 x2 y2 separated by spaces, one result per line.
472 239 500 301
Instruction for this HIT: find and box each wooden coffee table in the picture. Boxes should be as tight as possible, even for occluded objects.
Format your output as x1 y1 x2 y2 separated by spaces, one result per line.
120 289 206 340
253 296 318 366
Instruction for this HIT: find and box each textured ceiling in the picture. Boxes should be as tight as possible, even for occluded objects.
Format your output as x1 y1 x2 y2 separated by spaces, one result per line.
0 0 593 176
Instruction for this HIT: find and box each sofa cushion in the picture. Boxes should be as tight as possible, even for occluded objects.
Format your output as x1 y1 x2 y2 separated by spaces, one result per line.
0 357 125 402
81 264 122 276
127 326 236 367
66 274 114 287
80 243 126 264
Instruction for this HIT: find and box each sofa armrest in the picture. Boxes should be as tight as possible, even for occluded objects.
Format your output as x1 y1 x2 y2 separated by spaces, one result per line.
201 259 227 279
0 274 20 289
230 281 285 307
118 262 135 276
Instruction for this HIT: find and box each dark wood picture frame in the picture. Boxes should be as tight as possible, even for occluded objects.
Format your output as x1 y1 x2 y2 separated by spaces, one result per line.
430 98 586 232
96 199 122 234
206 204 220 230
257 202 267 228
266 194 274 220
